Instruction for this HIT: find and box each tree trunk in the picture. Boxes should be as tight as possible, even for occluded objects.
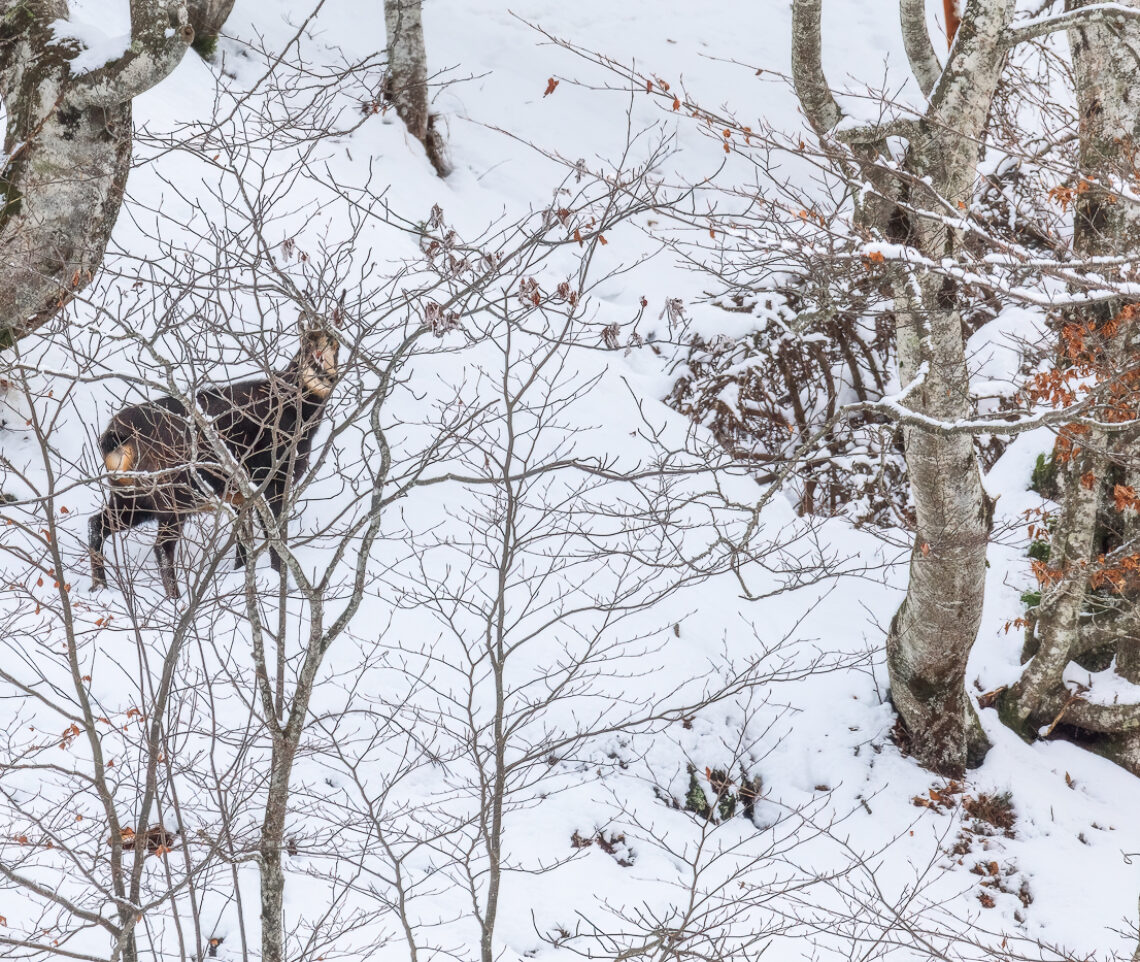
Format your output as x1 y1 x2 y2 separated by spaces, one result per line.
186 0 234 35
185 0 235 59
883 0 1018 776
383 0 450 177
1003 0 1140 744
0 0 193 351
258 737 297 962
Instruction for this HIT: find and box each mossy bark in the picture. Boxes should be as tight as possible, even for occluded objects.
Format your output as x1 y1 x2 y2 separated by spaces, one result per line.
1005 0 1140 747
0 0 193 351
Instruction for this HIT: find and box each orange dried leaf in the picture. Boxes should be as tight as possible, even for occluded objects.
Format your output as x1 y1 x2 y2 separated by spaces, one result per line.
1115 484 1139 512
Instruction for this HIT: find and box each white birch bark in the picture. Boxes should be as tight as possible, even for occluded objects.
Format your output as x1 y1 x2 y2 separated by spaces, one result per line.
383 0 450 177
0 0 193 351
882 0 1015 777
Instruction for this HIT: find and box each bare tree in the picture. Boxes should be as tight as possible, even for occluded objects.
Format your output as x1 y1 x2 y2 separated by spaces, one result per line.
547 0 1140 782
786 0 1020 776
0 0 195 351
11 3 1140 960
383 0 450 177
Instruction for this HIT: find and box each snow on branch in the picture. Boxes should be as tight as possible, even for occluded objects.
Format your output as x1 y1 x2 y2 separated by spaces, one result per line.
1003 1 1140 47
844 389 1140 438
69 0 194 109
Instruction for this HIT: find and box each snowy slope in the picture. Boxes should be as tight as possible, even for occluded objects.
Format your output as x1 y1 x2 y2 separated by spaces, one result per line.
1 1 1138 961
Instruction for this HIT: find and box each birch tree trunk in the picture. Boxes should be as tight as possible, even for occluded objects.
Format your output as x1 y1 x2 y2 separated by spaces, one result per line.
383 0 450 177
0 0 193 351
793 0 1014 775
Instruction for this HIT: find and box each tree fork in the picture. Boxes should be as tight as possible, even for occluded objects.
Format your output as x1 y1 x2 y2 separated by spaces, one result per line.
0 0 194 352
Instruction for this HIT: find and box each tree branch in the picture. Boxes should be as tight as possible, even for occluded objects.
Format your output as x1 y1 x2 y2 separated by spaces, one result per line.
900 0 942 97
834 116 920 144
791 0 843 136
1002 1 1140 47
70 0 194 109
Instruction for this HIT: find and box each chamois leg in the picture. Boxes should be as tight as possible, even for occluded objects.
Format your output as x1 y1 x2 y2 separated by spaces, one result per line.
89 495 154 591
154 515 185 600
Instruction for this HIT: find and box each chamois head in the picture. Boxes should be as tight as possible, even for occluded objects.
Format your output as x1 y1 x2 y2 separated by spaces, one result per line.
297 320 340 400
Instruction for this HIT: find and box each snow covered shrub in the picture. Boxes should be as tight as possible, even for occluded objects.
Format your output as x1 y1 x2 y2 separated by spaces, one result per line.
666 282 911 526
666 266 1027 527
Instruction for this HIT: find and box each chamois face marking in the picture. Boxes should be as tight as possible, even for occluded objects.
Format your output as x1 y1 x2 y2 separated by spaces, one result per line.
104 441 136 481
299 328 339 399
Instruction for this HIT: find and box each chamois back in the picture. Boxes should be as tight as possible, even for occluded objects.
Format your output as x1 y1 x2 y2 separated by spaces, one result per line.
89 324 340 598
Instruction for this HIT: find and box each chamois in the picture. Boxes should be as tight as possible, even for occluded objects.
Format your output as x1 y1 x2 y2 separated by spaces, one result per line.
89 321 340 599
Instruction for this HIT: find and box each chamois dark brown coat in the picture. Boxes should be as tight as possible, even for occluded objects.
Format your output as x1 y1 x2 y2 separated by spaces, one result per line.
89 325 339 598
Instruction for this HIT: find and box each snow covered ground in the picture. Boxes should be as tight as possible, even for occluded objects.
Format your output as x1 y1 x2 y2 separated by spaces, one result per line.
2 1 1139 959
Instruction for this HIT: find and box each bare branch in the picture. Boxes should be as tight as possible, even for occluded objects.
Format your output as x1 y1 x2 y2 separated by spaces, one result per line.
1002 0 1140 47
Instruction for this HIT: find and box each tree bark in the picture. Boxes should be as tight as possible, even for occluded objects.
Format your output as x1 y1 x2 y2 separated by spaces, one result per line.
185 0 235 59
383 0 450 177
258 735 297 962
0 0 193 351
886 1 1016 775
792 0 1017 775
186 0 234 36
1003 0 1140 739
900 0 943 96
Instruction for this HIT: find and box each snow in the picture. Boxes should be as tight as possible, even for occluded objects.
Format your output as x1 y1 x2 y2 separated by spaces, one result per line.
49 0 131 75
1 0 1139 960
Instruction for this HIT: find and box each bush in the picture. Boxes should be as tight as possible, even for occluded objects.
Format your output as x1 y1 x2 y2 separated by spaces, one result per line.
192 33 218 61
